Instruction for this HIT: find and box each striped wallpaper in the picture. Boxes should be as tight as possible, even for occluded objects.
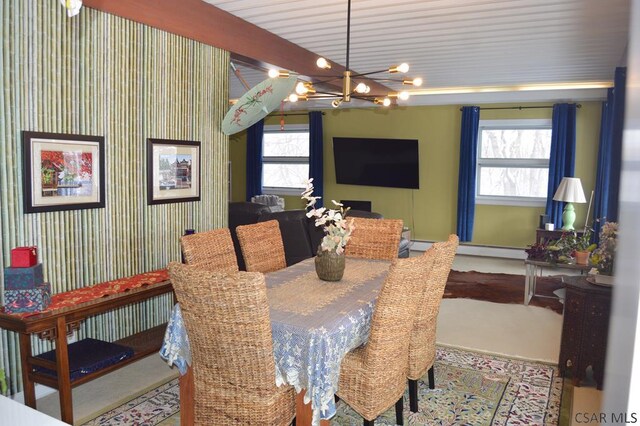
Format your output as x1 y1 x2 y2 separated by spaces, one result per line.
0 1 229 394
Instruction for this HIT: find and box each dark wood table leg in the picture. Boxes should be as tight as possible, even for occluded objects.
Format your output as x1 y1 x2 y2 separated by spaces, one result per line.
54 316 73 424
18 332 36 408
179 365 194 426
295 390 330 426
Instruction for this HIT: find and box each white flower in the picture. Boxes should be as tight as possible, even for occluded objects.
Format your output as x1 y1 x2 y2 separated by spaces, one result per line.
302 180 354 254
60 0 82 17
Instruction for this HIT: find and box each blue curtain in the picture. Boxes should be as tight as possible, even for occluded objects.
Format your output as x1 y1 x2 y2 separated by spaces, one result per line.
593 67 626 239
545 103 577 227
245 119 264 201
456 106 480 242
309 111 324 207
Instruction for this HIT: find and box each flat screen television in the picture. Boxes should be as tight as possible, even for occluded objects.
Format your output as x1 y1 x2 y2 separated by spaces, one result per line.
333 137 419 189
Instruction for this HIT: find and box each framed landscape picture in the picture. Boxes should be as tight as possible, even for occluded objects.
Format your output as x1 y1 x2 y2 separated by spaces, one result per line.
22 131 105 214
147 138 201 205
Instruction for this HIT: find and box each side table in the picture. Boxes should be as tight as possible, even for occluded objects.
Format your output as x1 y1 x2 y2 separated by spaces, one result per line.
558 276 611 390
524 260 590 305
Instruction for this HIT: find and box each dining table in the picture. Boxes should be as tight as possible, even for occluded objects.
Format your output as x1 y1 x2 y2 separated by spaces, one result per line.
160 256 391 426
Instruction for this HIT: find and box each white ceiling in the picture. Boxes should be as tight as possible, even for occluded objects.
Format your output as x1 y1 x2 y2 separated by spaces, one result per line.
205 0 630 108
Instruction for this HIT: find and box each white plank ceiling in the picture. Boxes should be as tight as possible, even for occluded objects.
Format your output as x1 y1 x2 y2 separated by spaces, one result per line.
205 0 630 108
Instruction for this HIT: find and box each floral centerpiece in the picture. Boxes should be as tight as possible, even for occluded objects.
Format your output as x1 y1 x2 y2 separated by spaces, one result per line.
302 179 355 281
590 221 618 277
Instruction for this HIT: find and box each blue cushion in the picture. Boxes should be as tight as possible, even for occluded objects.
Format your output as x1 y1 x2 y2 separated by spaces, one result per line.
34 338 134 381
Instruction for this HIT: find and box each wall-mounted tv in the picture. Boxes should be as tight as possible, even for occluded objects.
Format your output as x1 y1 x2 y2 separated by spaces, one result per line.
333 137 419 189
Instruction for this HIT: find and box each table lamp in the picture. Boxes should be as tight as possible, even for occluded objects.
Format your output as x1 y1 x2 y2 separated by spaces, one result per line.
552 177 586 230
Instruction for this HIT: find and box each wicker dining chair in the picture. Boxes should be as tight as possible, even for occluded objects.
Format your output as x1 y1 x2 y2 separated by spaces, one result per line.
236 219 287 273
180 228 239 272
336 253 435 425
407 234 459 412
167 262 296 426
345 217 404 261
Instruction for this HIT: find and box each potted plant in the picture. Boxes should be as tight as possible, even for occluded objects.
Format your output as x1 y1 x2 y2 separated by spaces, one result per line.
589 221 618 285
573 229 597 265
525 242 547 261
545 232 578 264
302 178 355 281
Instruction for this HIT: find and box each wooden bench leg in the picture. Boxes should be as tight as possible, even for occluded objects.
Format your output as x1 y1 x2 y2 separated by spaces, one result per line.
55 316 73 424
19 333 36 408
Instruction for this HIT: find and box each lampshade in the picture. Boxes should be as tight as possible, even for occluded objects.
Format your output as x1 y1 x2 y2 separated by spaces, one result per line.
552 177 586 203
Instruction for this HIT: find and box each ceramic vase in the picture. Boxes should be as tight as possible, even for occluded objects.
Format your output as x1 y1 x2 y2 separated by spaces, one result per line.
315 249 345 281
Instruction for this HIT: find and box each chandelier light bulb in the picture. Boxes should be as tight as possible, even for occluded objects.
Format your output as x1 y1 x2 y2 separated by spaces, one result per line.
382 98 391 107
316 57 332 69
390 63 410 73
268 69 279 78
295 82 308 95
354 82 368 94
403 77 423 87
288 93 299 102
268 69 290 78
398 91 410 100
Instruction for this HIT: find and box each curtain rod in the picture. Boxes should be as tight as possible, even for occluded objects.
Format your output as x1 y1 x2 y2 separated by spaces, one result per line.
459 104 582 111
267 112 325 117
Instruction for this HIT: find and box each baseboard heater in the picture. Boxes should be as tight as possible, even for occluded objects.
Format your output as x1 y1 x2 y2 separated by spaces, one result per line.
411 240 526 260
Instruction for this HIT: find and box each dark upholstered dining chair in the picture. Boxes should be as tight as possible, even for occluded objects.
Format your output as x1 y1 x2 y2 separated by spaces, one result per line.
345 217 404 261
336 253 435 425
180 228 238 272
168 262 296 425
407 234 459 412
236 219 287 273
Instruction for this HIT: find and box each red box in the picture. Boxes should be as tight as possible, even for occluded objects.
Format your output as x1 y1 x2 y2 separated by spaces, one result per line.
10 247 38 268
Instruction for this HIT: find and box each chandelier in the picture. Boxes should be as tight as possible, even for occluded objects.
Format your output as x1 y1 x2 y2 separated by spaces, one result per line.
268 0 423 108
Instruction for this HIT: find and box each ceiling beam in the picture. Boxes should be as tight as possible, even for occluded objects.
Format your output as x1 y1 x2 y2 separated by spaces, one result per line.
82 0 392 96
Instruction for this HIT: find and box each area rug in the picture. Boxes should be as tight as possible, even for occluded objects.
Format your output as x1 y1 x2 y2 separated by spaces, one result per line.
444 270 565 314
82 346 562 426
82 379 180 426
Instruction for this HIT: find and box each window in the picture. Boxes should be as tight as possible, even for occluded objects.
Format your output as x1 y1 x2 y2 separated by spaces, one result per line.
262 124 309 195
476 119 552 206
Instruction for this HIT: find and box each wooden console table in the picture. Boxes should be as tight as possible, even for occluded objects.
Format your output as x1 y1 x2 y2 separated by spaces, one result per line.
559 276 612 390
0 276 173 424
535 228 584 245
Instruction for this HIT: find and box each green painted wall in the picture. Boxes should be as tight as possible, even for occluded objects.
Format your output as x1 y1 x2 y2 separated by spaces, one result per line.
230 102 602 248
0 1 228 394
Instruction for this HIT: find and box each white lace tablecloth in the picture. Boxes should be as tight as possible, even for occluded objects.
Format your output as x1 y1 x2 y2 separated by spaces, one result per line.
160 257 389 425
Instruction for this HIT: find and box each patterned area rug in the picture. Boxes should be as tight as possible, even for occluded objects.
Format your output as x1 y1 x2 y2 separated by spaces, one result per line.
82 346 562 426
334 346 562 425
82 379 180 426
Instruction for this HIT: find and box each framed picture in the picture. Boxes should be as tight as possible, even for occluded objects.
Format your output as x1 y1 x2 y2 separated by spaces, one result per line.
22 131 105 214
147 138 201 205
